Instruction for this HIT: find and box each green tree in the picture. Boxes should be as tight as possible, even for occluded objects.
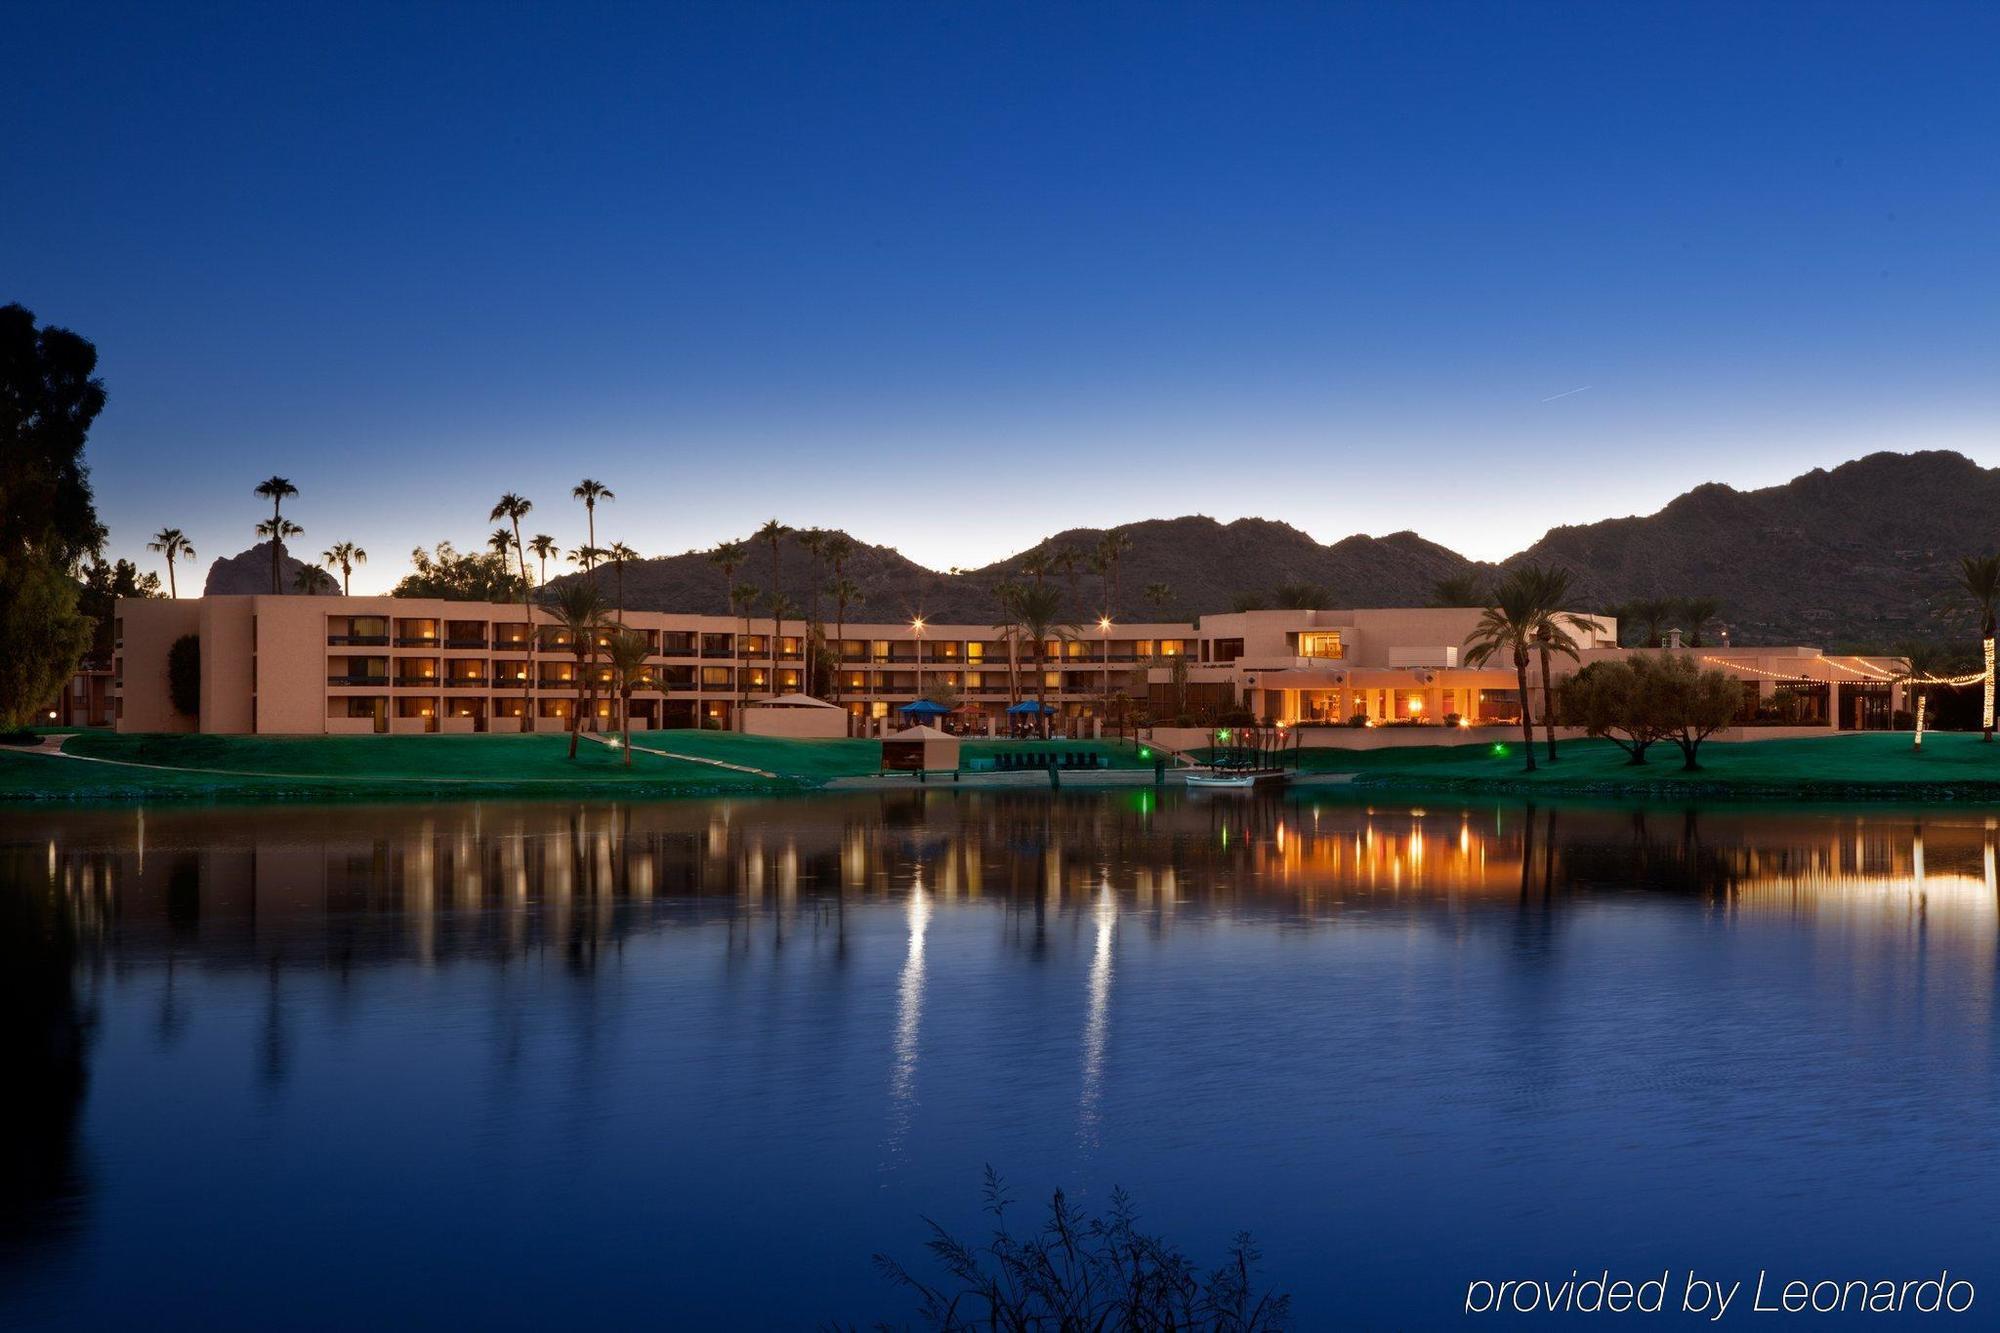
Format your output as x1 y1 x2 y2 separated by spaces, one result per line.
253 476 298 594
1431 572 1489 607
1557 659 1665 764
391 543 523 601
997 582 1072 738
1624 596 1674 649
602 630 653 766
0 304 105 728
1519 564 1593 762
1652 653 1744 770
1462 570 1544 771
544 581 608 759
1675 595 1722 647
571 479 614 564
147 528 194 598
1895 641 1967 748
321 541 366 595
1957 554 2000 742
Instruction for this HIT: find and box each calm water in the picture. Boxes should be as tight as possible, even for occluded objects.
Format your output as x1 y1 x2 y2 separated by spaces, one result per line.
3 791 1998 1329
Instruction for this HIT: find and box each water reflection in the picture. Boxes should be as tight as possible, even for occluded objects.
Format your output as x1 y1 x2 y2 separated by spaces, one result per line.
5 791 2000 1325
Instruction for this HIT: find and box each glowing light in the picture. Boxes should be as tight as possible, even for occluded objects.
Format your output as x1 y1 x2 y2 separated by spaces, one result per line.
1457 717 1471 729
1914 694 1927 749
1407 697 1424 713
1098 616 1112 631
910 616 926 632
1987 639 1996 734
1491 743 1508 756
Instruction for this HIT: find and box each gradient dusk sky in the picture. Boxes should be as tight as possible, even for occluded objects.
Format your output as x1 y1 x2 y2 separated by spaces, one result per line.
8 2 1997 592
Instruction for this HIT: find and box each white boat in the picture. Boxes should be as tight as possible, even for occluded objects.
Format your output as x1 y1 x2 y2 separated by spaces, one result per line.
1186 767 1291 791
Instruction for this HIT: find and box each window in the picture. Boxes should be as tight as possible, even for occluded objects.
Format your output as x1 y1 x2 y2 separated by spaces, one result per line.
1298 631 1344 659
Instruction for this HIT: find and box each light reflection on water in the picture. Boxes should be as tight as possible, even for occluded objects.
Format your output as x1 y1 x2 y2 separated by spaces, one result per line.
3 791 2000 1329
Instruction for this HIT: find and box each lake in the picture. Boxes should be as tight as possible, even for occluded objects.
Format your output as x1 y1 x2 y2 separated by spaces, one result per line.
2 791 1997 1329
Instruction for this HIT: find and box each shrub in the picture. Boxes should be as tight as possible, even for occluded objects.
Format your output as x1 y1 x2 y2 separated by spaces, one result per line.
1441 712 1462 728
863 1169 1291 1332
1346 712 1370 728
167 635 201 717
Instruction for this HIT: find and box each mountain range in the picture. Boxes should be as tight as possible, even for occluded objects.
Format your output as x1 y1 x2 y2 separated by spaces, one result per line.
208 451 1997 647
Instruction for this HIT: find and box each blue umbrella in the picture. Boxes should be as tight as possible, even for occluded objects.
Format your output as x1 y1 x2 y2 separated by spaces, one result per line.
1005 700 1056 715
899 699 952 717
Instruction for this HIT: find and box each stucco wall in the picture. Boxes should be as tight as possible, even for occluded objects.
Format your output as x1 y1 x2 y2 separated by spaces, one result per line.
114 598 203 733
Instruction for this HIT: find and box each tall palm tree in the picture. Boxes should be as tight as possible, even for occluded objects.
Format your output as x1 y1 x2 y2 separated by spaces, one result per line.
1626 597 1674 649
765 591 799 696
602 631 653 766
254 476 297 594
1431 572 1488 607
797 529 830 694
1518 564 1593 763
572 479 614 565
489 493 536 722
828 575 863 703
528 533 559 586
1958 554 2000 741
292 564 336 594
708 540 746 609
729 581 760 726
821 531 856 698
545 581 608 759
1094 530 1133 613
1019 549 1053 590
1052 544 1084 618
606 541 639 622
488 528 515 563
1896 641 1965 750
993 580 1027 703
756 519 791 688
147 528 194 598
1144 582 1172 617
255 517 303 590
1463 570 1545 772
321 541 367 595
1001 582 1072 738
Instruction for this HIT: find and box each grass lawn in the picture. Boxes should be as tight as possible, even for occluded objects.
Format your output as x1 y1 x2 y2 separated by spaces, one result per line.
1293 731 2000 797
0 731 1159 803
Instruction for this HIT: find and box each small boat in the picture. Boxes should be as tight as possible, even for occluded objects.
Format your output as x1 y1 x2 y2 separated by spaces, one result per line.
1186 766 1291 791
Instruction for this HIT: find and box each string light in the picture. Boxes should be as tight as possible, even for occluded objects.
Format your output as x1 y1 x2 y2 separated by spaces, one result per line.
1699 654 1983 688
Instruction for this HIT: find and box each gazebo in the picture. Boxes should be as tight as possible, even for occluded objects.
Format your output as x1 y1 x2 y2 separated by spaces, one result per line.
880 724 961 780
743 692 850 739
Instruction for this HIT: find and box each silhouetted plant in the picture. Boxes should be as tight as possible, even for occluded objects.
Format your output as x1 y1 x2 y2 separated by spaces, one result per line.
857 1168 1291 1332
167 635 201 716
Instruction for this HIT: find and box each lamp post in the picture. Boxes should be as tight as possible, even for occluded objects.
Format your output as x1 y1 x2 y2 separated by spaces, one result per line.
911 616 926 714
1099 615 1113 731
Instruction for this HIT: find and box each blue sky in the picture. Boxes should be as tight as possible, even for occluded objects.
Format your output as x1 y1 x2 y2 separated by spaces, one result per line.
8 2 1997 590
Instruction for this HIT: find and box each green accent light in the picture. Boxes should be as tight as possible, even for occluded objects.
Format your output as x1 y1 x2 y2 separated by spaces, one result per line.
1491 743 1508 756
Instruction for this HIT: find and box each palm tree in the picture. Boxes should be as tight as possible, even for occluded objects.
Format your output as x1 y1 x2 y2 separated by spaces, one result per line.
765 591 799 696
1143 582 1172 618
254 476 298 593
729 581 760 726
1518 564 1593 763
708 540 746 608
1018 549 1053 591
1052 544 1084 618
147 527 194 598
606 541 639 621
828 575 863 703
1959 554 2000 741
321 541 367 595
528 533 559 586
1431 572 1488 607
572 479 614 564
1463 570 1545 772
756 519 791 688
545 582 608 759
602 631 653 766
255 517 303 589
993 580 1027 704
1626 596 1674 649
292 564 336 594
1676 595 1722 648
1897 641 1965 750
488 527 515 562
489 493 536 721
1000 582 1072 738
1095 531 1134 612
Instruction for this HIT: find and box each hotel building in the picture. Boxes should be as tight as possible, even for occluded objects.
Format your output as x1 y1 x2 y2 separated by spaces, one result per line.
109 594 1904 736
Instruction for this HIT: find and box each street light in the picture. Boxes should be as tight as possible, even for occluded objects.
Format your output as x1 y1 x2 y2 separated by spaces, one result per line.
911 616 926 708
1098 615 1113 725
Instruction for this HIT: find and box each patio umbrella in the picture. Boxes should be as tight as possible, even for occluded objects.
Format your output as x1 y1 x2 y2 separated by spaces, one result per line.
898 699 952 718
1005 700 1056 715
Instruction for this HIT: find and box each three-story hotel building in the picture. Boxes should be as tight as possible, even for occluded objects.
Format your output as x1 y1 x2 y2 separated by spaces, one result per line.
110 594 1903 736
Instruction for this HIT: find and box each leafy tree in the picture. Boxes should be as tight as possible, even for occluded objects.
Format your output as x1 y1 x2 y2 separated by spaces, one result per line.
1651 653 1745 770
1557 659 1666 764
0 304 105 727
1957 554 2000 741
1463 570 1544 771
147 528 194 598
390 542 523 601
167 634 201 716
1431 572 1488 607
79 557 159 657
253 476 298 593
321 541 366 595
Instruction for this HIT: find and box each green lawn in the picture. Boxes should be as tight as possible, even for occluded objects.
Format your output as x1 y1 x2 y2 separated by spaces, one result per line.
1295 731 2000 797
0 730 1160 803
